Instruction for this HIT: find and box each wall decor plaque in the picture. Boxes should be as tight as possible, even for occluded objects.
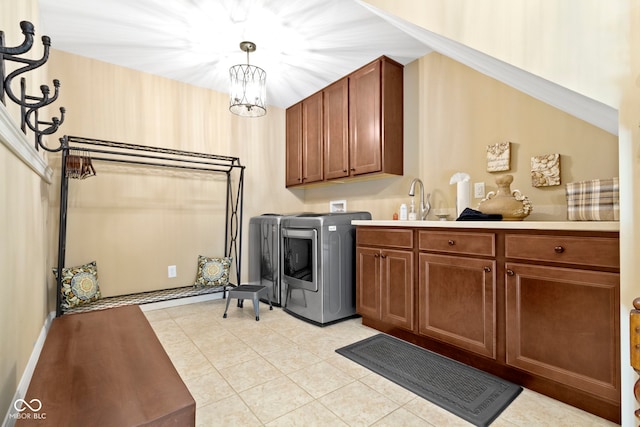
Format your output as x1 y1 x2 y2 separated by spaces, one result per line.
531 153 561 187
487 142 511 172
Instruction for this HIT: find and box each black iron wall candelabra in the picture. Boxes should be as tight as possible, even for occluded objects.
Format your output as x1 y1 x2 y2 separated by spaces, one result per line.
0 20 65 152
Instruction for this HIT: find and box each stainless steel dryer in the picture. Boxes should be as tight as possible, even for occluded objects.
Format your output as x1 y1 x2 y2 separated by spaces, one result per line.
280 211 371 326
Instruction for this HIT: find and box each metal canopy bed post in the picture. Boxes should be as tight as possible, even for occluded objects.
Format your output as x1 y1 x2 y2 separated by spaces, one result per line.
55 135 245 317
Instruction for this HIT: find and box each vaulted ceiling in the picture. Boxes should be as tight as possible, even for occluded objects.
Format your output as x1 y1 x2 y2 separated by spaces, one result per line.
38 0 431 109
38 0 616 134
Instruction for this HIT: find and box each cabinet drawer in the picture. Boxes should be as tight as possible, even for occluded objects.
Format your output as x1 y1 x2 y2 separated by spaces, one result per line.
505 234 619 269
357 228 413 249
418 231 495 257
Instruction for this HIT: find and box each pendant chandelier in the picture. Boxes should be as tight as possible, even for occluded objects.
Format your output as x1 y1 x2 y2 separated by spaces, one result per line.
229 41 267 117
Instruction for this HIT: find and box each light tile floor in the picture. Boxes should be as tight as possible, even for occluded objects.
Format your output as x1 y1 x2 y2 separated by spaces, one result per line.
143 298 619 426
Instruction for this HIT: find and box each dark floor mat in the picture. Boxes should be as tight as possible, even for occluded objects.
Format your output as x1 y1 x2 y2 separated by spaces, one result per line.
336 333 522 426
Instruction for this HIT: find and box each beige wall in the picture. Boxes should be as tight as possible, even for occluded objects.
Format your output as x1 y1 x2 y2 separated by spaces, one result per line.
0 144 50 420
0 0 51 419
46 50 304 298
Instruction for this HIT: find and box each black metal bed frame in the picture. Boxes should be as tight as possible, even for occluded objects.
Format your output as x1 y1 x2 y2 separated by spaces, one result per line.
55 135 245 316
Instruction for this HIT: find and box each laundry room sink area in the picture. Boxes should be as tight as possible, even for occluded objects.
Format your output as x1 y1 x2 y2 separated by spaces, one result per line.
353 221 620 422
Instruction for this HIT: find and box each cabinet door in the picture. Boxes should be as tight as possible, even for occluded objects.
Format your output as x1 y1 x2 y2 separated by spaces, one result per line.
349 60 381 175
285 102 303 187
418 253 496 358
302 91 323 184
356 247 381 320
505 262 620 403
324 78 349 180
381 249 414 331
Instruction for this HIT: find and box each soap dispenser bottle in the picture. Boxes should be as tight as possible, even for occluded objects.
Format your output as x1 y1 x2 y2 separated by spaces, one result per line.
408 198 417 221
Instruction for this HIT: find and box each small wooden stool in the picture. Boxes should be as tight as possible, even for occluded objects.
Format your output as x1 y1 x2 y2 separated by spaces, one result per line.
223 284 273 321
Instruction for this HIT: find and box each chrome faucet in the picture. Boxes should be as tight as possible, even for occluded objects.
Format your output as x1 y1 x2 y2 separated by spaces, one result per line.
408 178 431 220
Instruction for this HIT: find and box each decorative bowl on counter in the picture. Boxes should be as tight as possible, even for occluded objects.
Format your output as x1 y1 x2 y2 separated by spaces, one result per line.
433 209 451 221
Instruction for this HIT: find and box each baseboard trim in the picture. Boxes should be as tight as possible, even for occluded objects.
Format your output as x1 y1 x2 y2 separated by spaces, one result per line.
2 311 55 427
139 290 224 311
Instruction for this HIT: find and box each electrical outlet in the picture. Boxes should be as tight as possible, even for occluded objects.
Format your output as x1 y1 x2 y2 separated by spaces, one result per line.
474 182 485 199
168 265 177 278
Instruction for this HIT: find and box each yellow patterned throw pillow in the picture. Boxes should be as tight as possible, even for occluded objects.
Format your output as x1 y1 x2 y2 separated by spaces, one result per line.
194 255 232 287
53 261 101 309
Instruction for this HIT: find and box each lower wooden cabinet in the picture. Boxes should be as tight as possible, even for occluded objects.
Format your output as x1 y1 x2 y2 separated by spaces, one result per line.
381 249 414 329
356 247 381 320
356 228 414 331
355 226 621 423
418 253 496 359
505 262 620 403
357 247 414 331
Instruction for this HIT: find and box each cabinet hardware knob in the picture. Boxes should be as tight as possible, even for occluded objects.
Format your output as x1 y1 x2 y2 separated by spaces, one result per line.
554 246 565 253
350 167 356 171
343 169 348 173
448 240 455 246
506 269 515 276
374 253 379 258
380 253 387 258
483 266 491 273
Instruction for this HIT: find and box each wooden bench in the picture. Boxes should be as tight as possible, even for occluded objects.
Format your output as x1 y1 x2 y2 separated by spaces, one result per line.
16 305 195 426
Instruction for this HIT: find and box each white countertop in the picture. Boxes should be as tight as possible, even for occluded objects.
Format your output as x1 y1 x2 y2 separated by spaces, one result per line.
351 220 620 232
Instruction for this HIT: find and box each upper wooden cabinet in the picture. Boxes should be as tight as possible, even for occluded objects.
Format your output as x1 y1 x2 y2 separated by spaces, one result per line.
349 57 403 177
286 56 403 188
302 92 324 184
286 91 324 186
285 102 303 186
323 78 350 180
